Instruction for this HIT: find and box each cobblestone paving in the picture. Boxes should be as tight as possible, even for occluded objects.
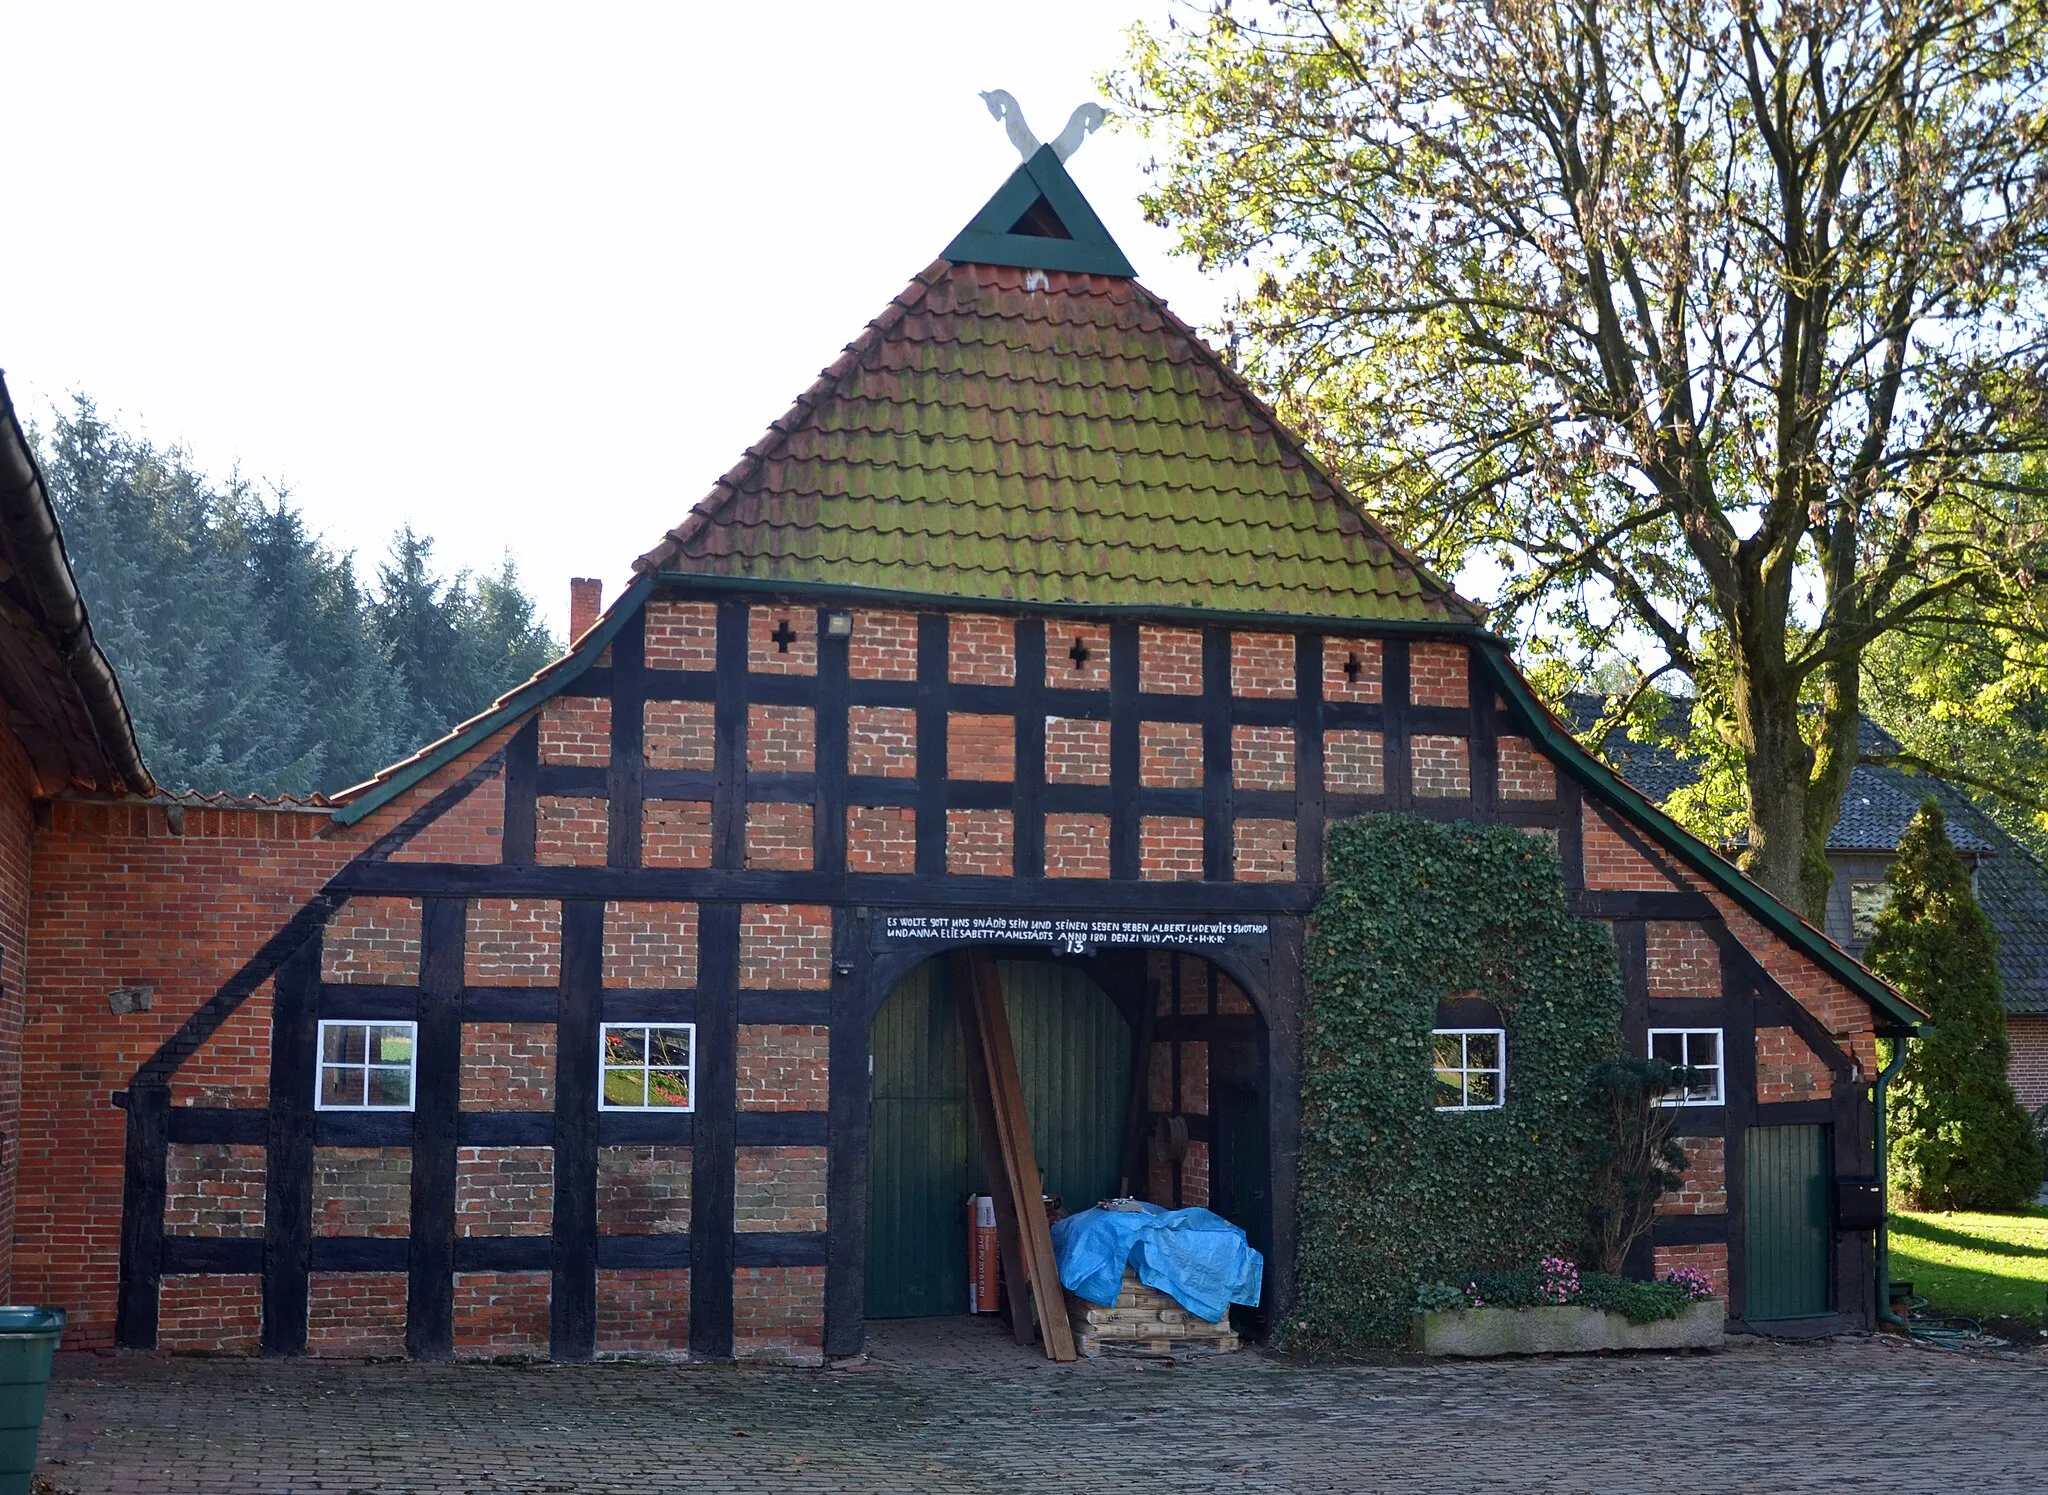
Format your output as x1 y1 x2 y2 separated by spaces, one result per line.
37 1320 2047 1493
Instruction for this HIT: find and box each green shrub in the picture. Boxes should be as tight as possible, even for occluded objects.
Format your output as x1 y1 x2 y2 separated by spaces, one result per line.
1288 815 1625 1352
1868 802 2044 1210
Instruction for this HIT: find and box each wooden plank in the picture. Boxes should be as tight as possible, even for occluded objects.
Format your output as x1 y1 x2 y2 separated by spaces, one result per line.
954 949 1078 1362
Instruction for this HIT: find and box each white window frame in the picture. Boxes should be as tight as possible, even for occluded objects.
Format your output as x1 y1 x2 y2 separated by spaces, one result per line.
1431 1027 1506 1112
1649 1027 1725 1106
314 1019 418 1112
598 1022 698 1112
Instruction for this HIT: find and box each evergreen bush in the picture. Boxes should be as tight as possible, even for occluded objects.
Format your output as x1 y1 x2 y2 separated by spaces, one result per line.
1867 801 2044 1210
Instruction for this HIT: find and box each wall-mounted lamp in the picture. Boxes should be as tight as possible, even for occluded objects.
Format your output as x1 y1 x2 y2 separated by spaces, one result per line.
825 612 854 637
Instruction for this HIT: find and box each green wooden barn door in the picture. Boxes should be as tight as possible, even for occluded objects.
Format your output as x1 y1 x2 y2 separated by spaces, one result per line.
865 959 1131 1318
1744 1124 1832 1321
866 963 970 1319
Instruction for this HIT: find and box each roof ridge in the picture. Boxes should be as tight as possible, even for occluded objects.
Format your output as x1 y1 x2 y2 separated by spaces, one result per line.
1123 282 1486 625
634 262 951 576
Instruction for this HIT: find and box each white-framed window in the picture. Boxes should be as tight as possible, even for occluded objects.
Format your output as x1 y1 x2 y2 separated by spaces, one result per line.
1649 1028 1724 1105
316 1020 417 1111
600 1023 696 1111
1432 1028 1505 1111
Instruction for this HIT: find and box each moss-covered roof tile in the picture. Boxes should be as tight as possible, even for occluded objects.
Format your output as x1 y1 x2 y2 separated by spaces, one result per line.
638 259 1479 623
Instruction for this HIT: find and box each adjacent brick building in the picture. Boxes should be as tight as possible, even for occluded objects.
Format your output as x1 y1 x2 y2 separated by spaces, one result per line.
3 150 1926 1362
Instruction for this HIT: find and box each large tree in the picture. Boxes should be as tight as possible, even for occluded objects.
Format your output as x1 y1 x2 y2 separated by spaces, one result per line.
1114 0 2048 915
39 398 558 796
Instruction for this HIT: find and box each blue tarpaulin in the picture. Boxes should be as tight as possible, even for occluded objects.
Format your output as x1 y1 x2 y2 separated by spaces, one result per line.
1050 1203 1263 1324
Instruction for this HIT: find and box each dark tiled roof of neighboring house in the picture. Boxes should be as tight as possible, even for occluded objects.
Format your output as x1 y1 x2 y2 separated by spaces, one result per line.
1566 694 2047 1016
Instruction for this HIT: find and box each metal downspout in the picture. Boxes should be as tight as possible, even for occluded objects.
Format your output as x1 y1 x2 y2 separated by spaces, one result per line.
1873 1036 1912 1328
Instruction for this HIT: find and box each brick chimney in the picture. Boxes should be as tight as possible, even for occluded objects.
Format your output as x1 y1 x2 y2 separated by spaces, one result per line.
569 578 602 644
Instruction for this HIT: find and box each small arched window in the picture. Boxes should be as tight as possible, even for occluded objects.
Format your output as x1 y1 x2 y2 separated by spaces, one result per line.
1432 994 1506 1112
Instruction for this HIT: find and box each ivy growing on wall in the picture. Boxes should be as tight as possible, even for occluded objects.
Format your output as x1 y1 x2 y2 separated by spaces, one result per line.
1286 815 1626 1352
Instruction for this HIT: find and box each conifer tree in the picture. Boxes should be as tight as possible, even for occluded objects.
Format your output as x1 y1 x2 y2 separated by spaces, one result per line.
1866 802 2043 1211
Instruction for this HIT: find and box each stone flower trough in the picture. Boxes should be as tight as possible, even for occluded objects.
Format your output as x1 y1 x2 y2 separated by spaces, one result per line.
1413 1298 1725 1356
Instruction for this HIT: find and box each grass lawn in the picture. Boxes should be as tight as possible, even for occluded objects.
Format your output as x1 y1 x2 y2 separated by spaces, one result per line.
1888 1206 2048 1323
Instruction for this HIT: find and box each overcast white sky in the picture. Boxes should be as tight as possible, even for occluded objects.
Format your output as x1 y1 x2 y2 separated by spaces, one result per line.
0 1 1235 636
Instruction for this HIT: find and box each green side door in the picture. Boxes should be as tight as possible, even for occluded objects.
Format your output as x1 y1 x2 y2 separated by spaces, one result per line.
865 958 1131 1319
1744 1124 1832 1320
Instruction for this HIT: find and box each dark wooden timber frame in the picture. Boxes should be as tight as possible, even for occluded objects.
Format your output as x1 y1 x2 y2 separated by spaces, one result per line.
113 582 1890 1357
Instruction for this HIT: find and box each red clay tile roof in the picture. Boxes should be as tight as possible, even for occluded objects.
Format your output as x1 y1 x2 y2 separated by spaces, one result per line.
635 261 1479 624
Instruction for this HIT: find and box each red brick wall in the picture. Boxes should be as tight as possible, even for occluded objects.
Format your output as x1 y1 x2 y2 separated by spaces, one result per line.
1410 734 1471 797
1045 717 1110 784
535 796 607 866
1653 1243 1729 1302
307 1272 407 1357
539 696 611 766
1233 820 1296 882
1045 814 1110 878
322 897 422 983
165 1143 265 1237
464 898 562 985
1656 1136 1728 1215
738 905 832 989
597 1145 691 1233
460 1024 556 1110
603 901 698 988
1409 642 1469 707
1496 736 1557 800
748 705 815 773
19 794 355 1347
847 806 916 873
455 1147 554 1235
1324 730 1384 794
1180 1140 1210 1209
453 1270 550 1356
948 614 1015 685
947 713 1014 781
159 1274 262 1353
1647 922 1720 997
946 810 1013 876
1232 726 1295 791
312 1147 411 1236
2011 1017 2048 1110
849 611 917 680
1139 722 1203 788
1755 1026 1832 1103
1709 890 1879 1075
643 700 715 770
734 1145 827 1231
1138 627 1202 694
642 600 717 672
0 725 35 1298
597 1268 690 1354
736 1026 829 1111
1323 637 1383 702
643 801 712 868
388 773 503 864
1582 805 1682 893
848 706 916 778
1231 633 1295 697
746 802 815 870
733 1264 825 1364
1139 817 1203 881
748 606 816 676
1048 623 1110 689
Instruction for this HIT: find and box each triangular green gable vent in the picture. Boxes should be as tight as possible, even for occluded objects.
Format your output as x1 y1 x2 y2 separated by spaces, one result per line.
942 144 1137 278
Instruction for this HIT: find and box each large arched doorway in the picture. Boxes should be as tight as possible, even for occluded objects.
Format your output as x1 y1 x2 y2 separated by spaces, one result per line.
866 956 1131 1319
864 949 1270 1325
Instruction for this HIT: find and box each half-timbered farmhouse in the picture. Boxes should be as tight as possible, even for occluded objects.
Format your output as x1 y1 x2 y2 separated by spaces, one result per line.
12 144 1921 1362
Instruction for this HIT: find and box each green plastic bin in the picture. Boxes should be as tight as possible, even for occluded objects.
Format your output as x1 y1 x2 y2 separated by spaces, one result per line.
0 1307 64 1495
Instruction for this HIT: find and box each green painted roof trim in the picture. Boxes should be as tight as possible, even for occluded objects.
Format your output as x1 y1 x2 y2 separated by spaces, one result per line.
1474 643 1924 1035
942 144 1137 278
328 573 656 828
